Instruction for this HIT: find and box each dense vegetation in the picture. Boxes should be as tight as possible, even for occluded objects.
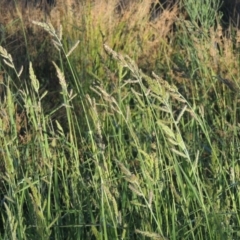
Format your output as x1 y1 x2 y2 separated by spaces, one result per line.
0 0 240 239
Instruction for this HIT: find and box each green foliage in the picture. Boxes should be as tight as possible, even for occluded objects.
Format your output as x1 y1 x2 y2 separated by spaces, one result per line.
184 0 222 28
0 1 240 240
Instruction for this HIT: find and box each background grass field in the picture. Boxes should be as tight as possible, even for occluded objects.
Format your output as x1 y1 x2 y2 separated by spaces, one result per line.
0 0 240 239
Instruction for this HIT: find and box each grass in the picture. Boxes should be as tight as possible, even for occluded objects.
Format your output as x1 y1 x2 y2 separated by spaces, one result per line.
0 0 240 239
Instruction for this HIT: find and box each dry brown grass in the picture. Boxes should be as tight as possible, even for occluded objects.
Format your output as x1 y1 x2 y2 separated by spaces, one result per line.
85 0 180 71
0 1 184 130
0 1 56 74
191 22 240 90
2 0 240 101
0 0 179 69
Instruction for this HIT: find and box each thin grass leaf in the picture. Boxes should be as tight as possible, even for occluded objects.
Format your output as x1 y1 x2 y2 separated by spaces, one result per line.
167 137 179 146
3 59 14 69
47 214 60 229
52 39 62 48
55 120 64 136
176 133 186 151
52 40 61 51
91 225 101 240
40 90 48 100
66 40 80 57
171 148 188 158
131 87 145 108
17 65 23 77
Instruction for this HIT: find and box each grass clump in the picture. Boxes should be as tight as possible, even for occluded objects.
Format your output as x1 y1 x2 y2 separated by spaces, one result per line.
0 0 240 239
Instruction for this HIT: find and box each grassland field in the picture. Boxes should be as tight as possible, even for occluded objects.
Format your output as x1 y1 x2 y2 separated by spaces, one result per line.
0 0 240 239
